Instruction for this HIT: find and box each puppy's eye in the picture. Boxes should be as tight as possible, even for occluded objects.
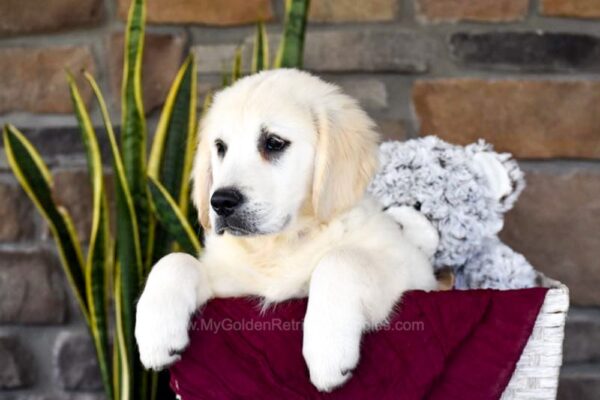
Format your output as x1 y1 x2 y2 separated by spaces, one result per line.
264 135 289 153
215 140 227 158
258 128 291 162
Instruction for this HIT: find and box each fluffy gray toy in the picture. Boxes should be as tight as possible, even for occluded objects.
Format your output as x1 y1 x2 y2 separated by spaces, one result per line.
368 136 537 290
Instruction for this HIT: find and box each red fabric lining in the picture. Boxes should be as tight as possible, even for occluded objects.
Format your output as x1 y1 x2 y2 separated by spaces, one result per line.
170 288 548 399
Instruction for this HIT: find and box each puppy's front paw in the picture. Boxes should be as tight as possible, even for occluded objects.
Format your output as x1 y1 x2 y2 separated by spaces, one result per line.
135 253 203 370
135 292 194 370
302 313 361 392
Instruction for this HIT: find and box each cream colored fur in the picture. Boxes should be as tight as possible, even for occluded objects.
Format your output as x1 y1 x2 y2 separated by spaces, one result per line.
135 69 436 392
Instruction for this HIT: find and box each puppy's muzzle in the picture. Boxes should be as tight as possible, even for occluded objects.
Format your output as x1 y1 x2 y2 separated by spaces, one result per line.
211 187 244 217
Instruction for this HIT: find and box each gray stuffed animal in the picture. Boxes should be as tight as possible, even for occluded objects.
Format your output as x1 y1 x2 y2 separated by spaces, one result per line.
368 136 537 290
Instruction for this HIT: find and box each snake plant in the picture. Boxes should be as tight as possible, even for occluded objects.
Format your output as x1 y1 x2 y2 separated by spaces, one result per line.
2 0 310 399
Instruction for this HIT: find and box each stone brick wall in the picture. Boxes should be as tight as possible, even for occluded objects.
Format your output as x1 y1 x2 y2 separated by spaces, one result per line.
0 0 599 399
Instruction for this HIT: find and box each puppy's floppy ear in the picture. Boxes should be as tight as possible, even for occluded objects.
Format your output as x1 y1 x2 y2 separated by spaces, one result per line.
191 127 213 231
311 93 380 221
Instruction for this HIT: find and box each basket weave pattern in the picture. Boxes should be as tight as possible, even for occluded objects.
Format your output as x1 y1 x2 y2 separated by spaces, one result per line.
501 275 569 399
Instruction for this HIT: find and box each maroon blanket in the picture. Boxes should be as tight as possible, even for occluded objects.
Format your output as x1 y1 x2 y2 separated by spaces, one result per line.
170 288 547 400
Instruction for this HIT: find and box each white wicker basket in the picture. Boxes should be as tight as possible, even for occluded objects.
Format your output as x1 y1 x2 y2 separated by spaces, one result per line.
501 274 570 399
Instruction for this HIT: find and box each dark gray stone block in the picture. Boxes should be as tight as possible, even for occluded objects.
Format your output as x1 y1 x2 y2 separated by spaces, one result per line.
0 250 66 324
0 335 33 389
558 364 600 400
450 32 600 71
563 308 600 363
53 331 102 391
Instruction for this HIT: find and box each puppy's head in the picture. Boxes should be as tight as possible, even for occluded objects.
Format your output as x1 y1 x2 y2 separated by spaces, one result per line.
192 69 379 236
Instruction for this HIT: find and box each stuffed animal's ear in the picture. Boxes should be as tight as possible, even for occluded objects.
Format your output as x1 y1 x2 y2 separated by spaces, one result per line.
191 128 213 231
473 152 512 201
311 93 379 222
469 142 525 211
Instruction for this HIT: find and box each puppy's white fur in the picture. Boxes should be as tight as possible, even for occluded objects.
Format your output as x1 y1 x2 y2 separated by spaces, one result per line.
135 69 436 392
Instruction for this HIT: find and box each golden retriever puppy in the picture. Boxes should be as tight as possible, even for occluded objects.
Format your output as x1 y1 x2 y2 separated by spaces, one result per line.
135 69 438 392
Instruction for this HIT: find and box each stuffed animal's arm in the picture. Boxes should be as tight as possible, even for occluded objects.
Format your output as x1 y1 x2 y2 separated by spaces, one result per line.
457 237 537 290
384 206 439 259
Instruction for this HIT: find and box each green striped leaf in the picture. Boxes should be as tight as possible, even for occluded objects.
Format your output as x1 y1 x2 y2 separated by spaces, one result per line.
252 21 270 73
121 0 150 265
68 74 113 400
148 176 201 256
148 55 198 264
112 330 121 400
221 67 231 88
85 73 142 400
3 125 88 322
114 267 132 400
231 47 243 83
177 57 199 217
149 55 197 211
275 0 311 68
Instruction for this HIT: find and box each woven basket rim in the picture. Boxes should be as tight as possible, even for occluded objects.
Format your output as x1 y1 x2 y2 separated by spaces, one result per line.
536 272 568 292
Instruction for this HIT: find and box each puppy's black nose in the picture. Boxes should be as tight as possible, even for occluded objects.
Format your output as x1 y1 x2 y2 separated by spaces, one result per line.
211 188 244 217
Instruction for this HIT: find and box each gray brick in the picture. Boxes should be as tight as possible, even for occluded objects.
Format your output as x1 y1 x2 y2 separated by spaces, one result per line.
305 29 430 73
0 250 66 324
0 179 35 242
69 395 107 400
70 395 107 400
0 126 115 168
336 78 388 110
11 395 106 400
558 364 600 400
193 29 430 74
51 169 115 243
563 308 600 363
2 126 82 162
450 32 600 71
53 331 102 391
0 335 33 389
194 43 239 75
